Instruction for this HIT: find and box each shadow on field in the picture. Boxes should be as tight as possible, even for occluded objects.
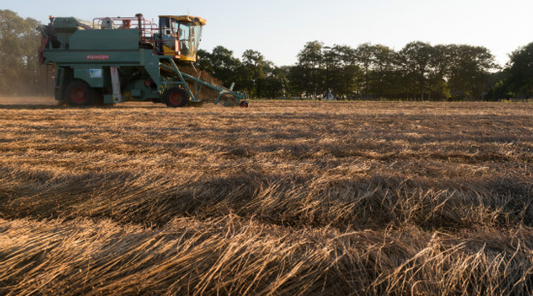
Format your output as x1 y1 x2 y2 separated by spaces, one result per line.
0 97 60 110
0 97 222 110
0 105 65 110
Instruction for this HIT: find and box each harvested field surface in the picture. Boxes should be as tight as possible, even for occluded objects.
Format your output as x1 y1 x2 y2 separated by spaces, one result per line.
0 96 57 106
1 100 532 295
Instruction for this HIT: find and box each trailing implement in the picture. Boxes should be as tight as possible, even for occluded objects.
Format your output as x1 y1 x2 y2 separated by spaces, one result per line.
38 14 249 107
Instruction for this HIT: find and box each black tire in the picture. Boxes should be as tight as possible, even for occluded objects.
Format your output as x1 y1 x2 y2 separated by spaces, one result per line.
164 87 189 107
64 80 96 106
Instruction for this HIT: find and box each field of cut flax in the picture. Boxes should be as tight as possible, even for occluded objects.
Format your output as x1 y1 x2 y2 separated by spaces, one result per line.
1 99 532 295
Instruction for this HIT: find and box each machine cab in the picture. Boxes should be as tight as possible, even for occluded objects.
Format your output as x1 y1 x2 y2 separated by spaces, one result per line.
158 15 206 62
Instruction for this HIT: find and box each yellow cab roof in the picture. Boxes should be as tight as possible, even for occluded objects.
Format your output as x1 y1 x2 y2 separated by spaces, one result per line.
158 15 206 25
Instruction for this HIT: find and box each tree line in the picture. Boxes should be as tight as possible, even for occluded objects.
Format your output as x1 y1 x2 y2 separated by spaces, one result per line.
198 41 533 101
1 10 531 100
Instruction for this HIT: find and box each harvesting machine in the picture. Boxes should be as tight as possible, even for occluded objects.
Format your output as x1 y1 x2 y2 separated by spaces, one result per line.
38 14 249 107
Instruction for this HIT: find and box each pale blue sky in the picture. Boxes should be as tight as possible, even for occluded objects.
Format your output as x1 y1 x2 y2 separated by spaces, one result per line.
4 0 532 67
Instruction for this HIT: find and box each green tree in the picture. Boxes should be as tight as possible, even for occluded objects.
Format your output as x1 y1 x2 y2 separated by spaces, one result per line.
322 46 336 96
241 49 271 98
267 66 290 98
447 45 496 100
201 46 242 88
287 65 307 98
196 49 215 75
426 44 452 101
295 41 325 98
354 43 375 97
368 44 399 99
325 44 362 99
506 42 533 99
398 41 434 101
0 10 46 95
486 70 512 101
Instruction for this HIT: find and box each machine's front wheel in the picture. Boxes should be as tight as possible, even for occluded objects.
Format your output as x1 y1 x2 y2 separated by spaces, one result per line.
239 101 249 108
164 88 189 108
64 80 96 106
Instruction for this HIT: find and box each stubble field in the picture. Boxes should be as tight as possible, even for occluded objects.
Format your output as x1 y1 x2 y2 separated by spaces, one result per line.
1 99 532 295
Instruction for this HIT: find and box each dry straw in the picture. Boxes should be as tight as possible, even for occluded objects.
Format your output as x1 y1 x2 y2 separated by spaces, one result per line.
1 100 532 295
